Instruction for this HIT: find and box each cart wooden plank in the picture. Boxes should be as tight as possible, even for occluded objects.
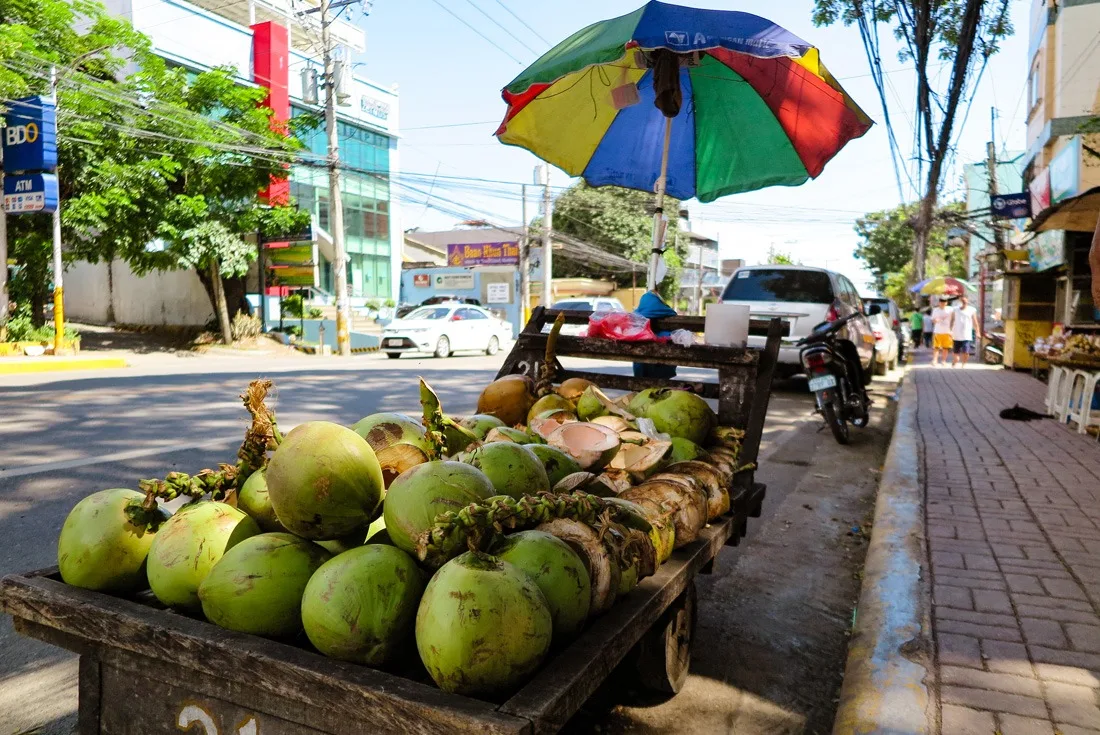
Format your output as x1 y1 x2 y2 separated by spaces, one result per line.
0 574 532 735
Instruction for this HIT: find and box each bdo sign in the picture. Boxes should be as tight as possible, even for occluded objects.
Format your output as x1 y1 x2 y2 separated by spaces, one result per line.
2 96 58 172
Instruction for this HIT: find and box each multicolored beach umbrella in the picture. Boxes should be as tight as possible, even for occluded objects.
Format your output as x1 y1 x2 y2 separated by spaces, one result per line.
911 276 977 297
495 2 873 286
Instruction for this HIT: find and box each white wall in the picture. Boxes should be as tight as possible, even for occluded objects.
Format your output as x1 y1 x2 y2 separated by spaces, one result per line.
66 260 215 326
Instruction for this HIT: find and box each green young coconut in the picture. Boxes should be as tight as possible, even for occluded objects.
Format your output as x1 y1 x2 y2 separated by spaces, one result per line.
147 501 261 611
494 530 591 638
415 552 552 696
197 533 331 638
382 461 495 557
485 426 539 444
464 442 550 499
351 413 432 487
442 418 480 456
459 414 506 439
627 388 716 446
302 545 425 666
669 437 707 463
527 394 575 425
236 468 285 532
526 444 583 488
265 421 385 540
57 488 170 593
576 387 609 421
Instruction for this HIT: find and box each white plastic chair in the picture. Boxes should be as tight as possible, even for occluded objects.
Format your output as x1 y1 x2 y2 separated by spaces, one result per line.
1051 366 1077 422
1064 370 1100 436
1046 366 1069 414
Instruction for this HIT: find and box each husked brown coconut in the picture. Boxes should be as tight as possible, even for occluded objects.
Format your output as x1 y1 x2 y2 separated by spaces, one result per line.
476 375 537 427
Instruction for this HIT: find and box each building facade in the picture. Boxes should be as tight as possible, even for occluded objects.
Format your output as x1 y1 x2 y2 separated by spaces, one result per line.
67 0 400 326
1021 0 1099 336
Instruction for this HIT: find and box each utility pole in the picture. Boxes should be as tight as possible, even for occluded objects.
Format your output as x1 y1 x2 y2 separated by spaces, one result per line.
520 183 530 324
321 0 351 356
50 66 65 355
980 107 1001 349
539 166 553 309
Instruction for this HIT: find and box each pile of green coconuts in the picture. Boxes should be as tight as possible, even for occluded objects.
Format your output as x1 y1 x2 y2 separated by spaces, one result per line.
55 374 745 698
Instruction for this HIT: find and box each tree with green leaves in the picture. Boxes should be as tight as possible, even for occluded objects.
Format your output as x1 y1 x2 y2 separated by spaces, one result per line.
3 0 309 344
766 247 797 265
853 201 967 309
812 0 1013 288
1 0 151 337
550 182 685 302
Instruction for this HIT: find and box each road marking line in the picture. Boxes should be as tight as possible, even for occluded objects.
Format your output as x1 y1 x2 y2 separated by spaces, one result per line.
0 437 240 479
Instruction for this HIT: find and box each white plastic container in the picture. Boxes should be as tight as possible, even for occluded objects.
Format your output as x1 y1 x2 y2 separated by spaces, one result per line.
704 303 750 347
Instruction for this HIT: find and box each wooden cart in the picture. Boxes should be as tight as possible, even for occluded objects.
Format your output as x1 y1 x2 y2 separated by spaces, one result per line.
0 309 781 735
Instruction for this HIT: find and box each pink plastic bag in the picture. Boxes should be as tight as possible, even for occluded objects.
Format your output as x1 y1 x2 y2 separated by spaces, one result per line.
586 312 667 342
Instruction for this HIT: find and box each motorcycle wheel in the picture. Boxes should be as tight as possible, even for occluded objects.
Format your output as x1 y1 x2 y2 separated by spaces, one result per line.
822 399 850 445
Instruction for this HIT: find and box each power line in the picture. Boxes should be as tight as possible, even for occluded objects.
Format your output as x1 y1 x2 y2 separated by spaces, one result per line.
489 0 551 46
423 0 524 65
460 0 539 56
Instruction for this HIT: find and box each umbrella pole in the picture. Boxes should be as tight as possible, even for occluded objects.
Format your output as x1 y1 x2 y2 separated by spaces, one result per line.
646 116 674 292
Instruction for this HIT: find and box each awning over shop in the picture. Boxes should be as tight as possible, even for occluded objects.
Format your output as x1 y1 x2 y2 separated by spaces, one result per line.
1029 185 1100 233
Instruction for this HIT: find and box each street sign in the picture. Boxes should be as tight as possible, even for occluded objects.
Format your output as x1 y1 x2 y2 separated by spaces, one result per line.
990 193 1030 220
3 172 59 214
2 96 58 172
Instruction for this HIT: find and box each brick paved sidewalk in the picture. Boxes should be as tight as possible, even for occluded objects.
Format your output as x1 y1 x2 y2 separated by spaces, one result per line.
916 363 1100 734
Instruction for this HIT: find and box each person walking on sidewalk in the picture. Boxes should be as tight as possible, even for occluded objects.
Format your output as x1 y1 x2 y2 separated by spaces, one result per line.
921 307 933 348
931 299 954 366
950 295 980 367
909 310 923 350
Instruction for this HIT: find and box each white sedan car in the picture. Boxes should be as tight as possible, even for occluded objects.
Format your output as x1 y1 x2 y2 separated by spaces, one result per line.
382 304 512 359
869 311 899 375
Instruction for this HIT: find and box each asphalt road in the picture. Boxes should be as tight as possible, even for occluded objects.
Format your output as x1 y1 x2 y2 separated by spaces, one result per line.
0 350 848 735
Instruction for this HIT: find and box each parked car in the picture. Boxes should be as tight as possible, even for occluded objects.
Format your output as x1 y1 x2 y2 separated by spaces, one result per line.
396 296 482 319
862 296 905 362
546 297 626 336
382 303 511 359
720 265 875 379
868 311 899 375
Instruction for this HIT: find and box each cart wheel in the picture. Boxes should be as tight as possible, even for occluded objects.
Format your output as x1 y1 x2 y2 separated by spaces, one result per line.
635 581 697 694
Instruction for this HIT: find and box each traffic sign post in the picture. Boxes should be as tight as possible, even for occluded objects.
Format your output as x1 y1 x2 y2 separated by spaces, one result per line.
2 91 64 354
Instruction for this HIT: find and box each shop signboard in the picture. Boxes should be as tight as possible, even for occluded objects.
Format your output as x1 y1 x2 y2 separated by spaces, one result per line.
447 242 519 267
1029 167 1051 216
990 192 1030 219
3 172 58 214
486 282 510 303
267 264 316 287
434 273 475 290
264 242 314 266
413 274 430 287
1049 136 1081 204
1027 229 1064 272
2 96 57 172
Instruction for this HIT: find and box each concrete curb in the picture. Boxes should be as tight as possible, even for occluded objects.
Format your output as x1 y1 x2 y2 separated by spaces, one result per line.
0 356 128 374
833 376 932 734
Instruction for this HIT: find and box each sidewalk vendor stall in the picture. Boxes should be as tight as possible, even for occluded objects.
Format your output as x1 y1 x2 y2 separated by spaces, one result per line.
1 309 782 734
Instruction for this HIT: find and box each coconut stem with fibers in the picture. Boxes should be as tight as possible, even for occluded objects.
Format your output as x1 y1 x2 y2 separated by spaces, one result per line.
415 491 653 571
535 313 565 398
127 380 280 528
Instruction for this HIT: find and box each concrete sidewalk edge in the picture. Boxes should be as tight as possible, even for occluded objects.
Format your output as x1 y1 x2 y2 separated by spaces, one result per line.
0 357 128 374
833 376 933 734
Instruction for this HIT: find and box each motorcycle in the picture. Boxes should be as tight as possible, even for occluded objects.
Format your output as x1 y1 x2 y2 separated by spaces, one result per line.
797 312 873 445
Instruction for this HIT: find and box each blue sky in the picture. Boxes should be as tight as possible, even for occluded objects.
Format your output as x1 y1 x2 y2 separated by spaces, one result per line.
356 0 1031 291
